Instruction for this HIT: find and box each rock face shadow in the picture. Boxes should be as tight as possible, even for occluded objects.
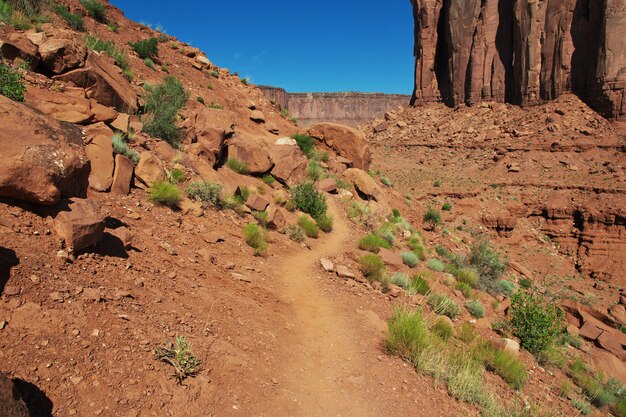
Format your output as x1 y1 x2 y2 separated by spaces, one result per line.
13 378 54 417
0 246 19 296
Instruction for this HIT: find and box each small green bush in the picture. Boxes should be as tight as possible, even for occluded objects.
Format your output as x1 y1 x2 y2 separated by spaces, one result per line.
298 216 319 238
446 353 485 404
455 268 479 288
428 293 460 319
407 235 420 250
401 251 418 268
130 37 159 59
431 316 453 341
359 254 384 281
144 57 156 69
537 344 567 369
262 174 275 186
465 300 485 318
391 272 409 289
52 4 84 30
252 210 269 227
455 282 472 298
316 214 333 233
243 223 267 255
358 233 391 253
442 202 453 211
426 258 445 272
290 182 327 219
409 274 430 295
0 63 25 101
496 279 515 296
306 160 323 181
509 290 564 354
143 76 189 146
185 181 225 209
85 34 130 73
167 168 185 184
612 398 626 417
519 277 532 289
226 158 249 174
380 176 393 187
474 341 527 390
80 0 106 22
423 207 442 226
468 241 507 294
386 308 430 360
292 134 315 158
148 180 180 207
284 224 306 243
457 323 477 344
4 0 42 15
572 399 592 416
112 134 139 164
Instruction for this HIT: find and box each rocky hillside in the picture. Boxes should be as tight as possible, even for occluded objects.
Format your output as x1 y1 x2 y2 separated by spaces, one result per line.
410 0 626 121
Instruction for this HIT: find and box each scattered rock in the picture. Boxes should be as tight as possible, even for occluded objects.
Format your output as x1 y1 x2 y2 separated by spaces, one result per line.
228 134 273 174
320 258 334 272
54 199 105 252
159 242 177 256
85 135 114 192
245 195 270 212
303 123 372 170
336 265 355 279
318 177 337 193
135 152 167 187
249 110 266 123
111 154 134 196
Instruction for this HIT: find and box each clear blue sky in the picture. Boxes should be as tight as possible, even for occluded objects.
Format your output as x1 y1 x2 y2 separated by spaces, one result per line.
109 0 414 94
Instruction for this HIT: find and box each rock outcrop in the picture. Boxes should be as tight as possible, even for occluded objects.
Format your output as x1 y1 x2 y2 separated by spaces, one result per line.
0 374 29 417
410 0 626 121
303 123 372 171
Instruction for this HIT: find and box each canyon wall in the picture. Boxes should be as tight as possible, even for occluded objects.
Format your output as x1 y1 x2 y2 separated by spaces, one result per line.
410 0 626 120
259 87 410 127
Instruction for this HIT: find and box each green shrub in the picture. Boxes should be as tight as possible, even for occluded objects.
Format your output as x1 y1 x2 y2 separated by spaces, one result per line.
306 160 323 181
359 254 384 281
612 398 626 417
536 344 567 369
391 272 409 289
496 280 515 296
519 277 532 289
426 258 445 272
455 282 472 298
509 290 564 354
52 4 84 30
284 224 306 243
407 235 420 250
262 174 275 186
144 57 156 69
5 0 42 15
226 158 249 174
148 180 180 207
143 76 189 146
85 34 130 73
130 37 158 59
243 223 267 255
473 341 527 390
432 316 453 341
455 268 479 288
185 181 224 209
442 202 453 211
292 134 315 158
0 63 25 101
80 0 105 22
428 294 460 319
570 370 614 408
465 300 485 318
409 274 430 295
446 353 485 404
401 251 418 268
457 322 477 344
572 399 592 416
112 134 139 164
298 216 319 238
167 168 185 184
252 210 269 227
423 208 442 226
380 176 393 187
290 182 327 219
468 241 507 294
358 233 391 253
386 308 430 360
316 214 333 233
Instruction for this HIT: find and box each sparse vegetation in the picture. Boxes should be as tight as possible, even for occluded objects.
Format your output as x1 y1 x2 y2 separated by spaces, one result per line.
428 294 460 319
465 300 484 318
292 134 315 158
390 272 409 289
306 160 323 181
144 57 156 69
0 62 25 101
290 182 327 219
298 216 319 238
572 399 592 416
85 34 131 75
167 168 185 184
473 340 528 390
432 316 453 341
468 241 507 294
316 214 333 233
243 223 267 255
401 251 418 268
455 268 479 288
112 133 139 164
426 258 445 272
380 176 393 187
359 254 385 281
143 76 189 147
80 0 106 22
509 290 564 354
423 208 442 226
357 233 391 253
185 181 225 209
262 174 275 186
130 37 159 59
409 274 430 295
284 224 306 243
155 336 201 383
455 282 472 298
148 181 180 207
226 158 250 174
442 202 453 211
52 4 84 30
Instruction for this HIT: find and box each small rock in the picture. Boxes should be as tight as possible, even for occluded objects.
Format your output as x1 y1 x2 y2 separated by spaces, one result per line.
3 286 21 296
0 321 7 330
320 258 334 273
159 242 177 256
231 273 252 283
336 265 355 279
91 329 100 337
49 292 64 302
507 162 521 173
30 274 40 284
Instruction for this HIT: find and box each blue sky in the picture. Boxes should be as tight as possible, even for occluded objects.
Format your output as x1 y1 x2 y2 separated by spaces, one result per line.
109 0 414 94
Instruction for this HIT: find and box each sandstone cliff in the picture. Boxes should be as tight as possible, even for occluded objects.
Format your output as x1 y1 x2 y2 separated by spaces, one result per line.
410 0 626 121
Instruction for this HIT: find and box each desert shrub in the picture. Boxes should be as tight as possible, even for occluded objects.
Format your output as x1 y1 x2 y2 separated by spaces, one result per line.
380 176 393 187
167 168 185 184
572 400 592 416
457 323 477 344
111 134 139 164
409 274 430 295
52 4 84 30
455 268 479 288
357 233 391 253
262 174 275 186
143 76 188 146
509 290 564 354
185 181 224 209
226 158 249 174
390 272 409 290
465 300 485 319
359 254 384 281
252 210 269 227
148 181 180 207
432 316 453 341
386 308 430 360
376 224 395 246
468 241 507 293
290 182 327 219
442 202 453 211
80 0 106 22
298 216 319 238
473 340 527 390
446 353 485 404
130 37 158 59
407 235 420 249
560 332 582 349
5 0 42 15
428 294 460 319
519 277 532 289
243 223 267 255
570 370 614 408
312 150 329 162
284 224 306 243
401 251 418 268
292 134 315 158
536 344 567 369
0 63 25 101
232 186 250 205
423 208 441 226
316 214 333 233
455 282 472 298
426 258 445 272
144 57 156 69
496 280 515 296
612 398 626 417
155 335 201 383
305 160 323 181
85 34 130 73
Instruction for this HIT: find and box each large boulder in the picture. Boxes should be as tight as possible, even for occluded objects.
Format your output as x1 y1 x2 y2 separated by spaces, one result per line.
302 123 372 170
0 96 89 205
0 32 39 67
25 86 94 124
54 199 105 252
111 154 134 195
37 28 87 74
85 135 114 191
267 140 307 185
341 168 383 201
0 374 29 417
191 110 226 167
227 134 273 174
135 151 166 186
54 51 138 112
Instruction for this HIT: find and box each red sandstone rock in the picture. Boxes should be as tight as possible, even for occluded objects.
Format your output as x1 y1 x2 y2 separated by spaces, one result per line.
318 178 337 193
267 143 307 185
135 152 166 186
228 134 273 174
246 196 270 212
54 199 105 252
111 154 134 195
85 135 114 192
303 123 372 170
341 168 383 201
25 86 94 124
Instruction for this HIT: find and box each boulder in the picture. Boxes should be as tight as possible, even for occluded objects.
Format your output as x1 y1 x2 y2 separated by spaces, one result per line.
135 152 166 186
25 86 94 124
378 248 404 268
0 374 29 417
246 195 270 212
109 227 134 250
318 177 337 193
250 110 266 123
192 109 226 166
154 140 180 162
90 101 118 123
54 199 105 252
341 168 383 201
38 30 87 74
54 51 138 112
228 134 273 174
336 265 355 279
0 32 38 66
266 205 287 229
267 143 307 185
111 154 134 195
110 113 130 133
84 122 113 144
320 258 334 272
0 96 89 205
85 135 114 191
302 123 372 170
